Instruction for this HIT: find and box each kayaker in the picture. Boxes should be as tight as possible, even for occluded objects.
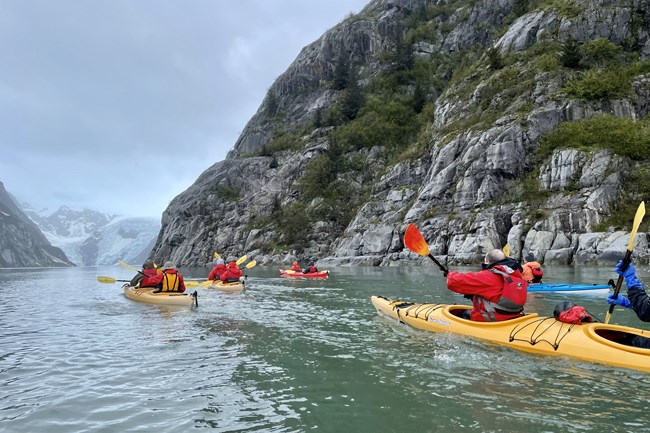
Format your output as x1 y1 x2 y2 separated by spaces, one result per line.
208 258 227 280
446 249 528 322
149 261 186 293
302 261 318 274
220 260 243 283
606 260 650 348
129 259 158 287
289 261 302 272
521 252 544 283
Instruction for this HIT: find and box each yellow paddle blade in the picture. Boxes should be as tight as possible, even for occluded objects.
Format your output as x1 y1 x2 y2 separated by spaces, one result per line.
246 259 257 269
503 244 510 257
628 201 646 251
214 252 221 260
200 280 214 287
97 276 117 284
404 224 430 257
185 281 199 287
117 260 138 272
236 255 248 265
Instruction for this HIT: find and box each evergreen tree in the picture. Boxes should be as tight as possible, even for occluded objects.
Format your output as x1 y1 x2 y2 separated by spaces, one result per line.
394 35 414 71
560 38 581 69
265 90 279 116
341 70 363 121
313 107 322 128
333 49 350 90
412 84 426 114
486 47 504 70
513 0 528 17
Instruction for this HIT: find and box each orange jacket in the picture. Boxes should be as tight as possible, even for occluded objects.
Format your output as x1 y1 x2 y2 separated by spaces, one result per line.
522 261 543 282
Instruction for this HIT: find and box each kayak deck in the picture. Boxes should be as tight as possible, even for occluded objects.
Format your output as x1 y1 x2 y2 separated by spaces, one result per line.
371 295 650 372
210 279 245 292
123 285 198 307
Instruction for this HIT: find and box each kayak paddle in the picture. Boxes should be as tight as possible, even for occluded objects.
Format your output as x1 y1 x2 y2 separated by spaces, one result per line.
605 201 646 324
404 224 449 275
97 275 198 287
97 276 131 284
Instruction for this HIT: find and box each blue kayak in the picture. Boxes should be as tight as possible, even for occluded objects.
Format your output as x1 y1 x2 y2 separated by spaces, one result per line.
528 283 611 294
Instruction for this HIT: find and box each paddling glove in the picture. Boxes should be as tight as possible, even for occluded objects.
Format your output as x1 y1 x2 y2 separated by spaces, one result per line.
615 261 643 290
607 293 632 309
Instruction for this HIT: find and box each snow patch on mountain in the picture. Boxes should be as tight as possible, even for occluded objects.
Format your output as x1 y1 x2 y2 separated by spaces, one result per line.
21 203 160 266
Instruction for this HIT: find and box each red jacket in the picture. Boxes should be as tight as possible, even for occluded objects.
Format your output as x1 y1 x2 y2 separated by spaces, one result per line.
208 264 227 281
139 268 159 287
447 261 526 322
148 269 186 293
220 266 243 282
289 264 302 272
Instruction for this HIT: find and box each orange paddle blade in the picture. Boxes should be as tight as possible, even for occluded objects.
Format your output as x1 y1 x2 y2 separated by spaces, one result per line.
404 224 430 256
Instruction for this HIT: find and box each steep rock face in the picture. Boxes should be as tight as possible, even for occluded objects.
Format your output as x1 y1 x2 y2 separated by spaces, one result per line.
153 0 650 267
0 182 73 267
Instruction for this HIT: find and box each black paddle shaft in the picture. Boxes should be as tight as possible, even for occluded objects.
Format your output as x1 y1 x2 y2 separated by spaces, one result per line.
428 253 449 275
608 249 633 316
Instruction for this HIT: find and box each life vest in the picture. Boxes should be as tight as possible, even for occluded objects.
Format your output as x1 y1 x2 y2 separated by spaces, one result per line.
160 272 181 292
478 265 528 321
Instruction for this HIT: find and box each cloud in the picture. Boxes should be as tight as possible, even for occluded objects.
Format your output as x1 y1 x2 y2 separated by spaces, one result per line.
0 0 368 217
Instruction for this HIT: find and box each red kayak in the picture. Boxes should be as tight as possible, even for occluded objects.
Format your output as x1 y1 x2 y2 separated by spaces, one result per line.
279 269 330 279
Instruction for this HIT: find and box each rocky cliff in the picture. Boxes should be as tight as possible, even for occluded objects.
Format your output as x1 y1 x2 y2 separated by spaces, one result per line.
0 182 73 267
151 0 650 267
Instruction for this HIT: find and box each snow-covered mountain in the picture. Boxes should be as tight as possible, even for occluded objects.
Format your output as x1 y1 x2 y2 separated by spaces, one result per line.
22 204 160 266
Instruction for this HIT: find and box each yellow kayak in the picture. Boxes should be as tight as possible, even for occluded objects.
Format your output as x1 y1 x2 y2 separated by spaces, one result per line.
371 295 650 373
123 285 198 307
211 279 245 292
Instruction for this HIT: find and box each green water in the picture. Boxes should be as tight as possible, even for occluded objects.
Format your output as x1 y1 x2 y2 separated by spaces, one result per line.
1 265 649 432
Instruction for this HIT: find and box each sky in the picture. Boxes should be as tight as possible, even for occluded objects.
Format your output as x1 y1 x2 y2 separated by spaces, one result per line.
0 0 369 218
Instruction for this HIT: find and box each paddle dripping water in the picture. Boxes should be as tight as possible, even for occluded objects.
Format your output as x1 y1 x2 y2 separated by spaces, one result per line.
0 265 648 432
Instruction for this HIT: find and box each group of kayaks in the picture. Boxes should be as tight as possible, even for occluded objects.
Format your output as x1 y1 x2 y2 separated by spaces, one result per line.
111 263 650 372
118 267 331 308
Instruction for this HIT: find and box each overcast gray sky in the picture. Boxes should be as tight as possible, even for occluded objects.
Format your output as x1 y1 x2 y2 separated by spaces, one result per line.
1 0 368 218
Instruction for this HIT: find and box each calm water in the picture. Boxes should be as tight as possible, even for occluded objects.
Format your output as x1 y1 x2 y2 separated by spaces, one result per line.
2 264 650 433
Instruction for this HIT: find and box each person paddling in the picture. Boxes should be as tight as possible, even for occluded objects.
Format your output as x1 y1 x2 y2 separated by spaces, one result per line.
446 249 528 322
289 261 302 272
521 252 544 283
149 261 186 293
208 258 227 281
220 260 243 283
606 260 650 348
302 261 318 274
129 259 158 287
